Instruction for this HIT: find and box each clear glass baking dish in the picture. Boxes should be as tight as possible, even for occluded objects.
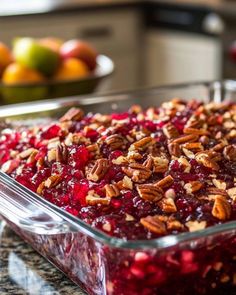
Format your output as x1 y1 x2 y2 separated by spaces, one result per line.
0 80 236 295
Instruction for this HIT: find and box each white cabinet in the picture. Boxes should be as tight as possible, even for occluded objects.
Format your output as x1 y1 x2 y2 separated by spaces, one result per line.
145 30 222 87
0 8 141 91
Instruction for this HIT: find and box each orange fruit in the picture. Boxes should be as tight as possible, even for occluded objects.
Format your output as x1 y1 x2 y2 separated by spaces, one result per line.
2 63 45 85
39 37 64 53
53 58 89 81
0 42 13 69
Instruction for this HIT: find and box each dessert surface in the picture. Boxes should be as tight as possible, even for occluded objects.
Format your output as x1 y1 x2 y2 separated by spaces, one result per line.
0 99 236 240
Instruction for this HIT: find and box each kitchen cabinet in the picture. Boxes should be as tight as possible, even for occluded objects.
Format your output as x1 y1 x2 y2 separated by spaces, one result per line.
0 8 142 91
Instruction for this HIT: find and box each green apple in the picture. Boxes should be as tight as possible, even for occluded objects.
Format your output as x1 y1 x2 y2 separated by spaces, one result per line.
13 38 60 76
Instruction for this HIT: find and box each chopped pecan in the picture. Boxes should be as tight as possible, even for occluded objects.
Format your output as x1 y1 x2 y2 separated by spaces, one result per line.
105 184 120 198
105 134 125 150
223 145 236 161
112 156 128 165
206 187 228 197
65 133 87 146
59 107 84 122
165 188 176 199
212 179 227 190
87 159 109 182
126 151 142 161
44 174 62 188
122 163 151 183
47 148 57 162
86 192 110 206
47 137 60 149
163 123 179 139
227 187 236 202
140 215 166 234
212 195 231 220
117 176 133 190
182 148 195 159
158 197 177 213
137 184 164 202
156 175 174 189
211 140 227 152
18 148 36 159
87 143 100 158
184 181 203 194
56 143 68 163
27 149 39 164
185 220 206 232
172 134 198 144
1 159 19 174
36 181 45 195
129 136 155 152
152 156 169 173
185 116 203 128
183 127 209 136
168 142 181 157
167 220 183 231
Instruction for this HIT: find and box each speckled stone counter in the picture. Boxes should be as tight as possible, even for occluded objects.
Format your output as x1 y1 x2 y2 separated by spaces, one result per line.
0 219 86 295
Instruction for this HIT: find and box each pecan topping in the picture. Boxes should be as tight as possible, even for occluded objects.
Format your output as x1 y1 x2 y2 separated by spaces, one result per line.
156 175 174 189
212 179 226 190
212 195 231 220
105 134 125 150
1 159 19 174
184 181 203 194
45 175 62 188
47 148 57 162
143 155 153 169
59 107 84 122
86 192 110 206
140 215 166 234
117 176 133 190
206 187 228 197
185 220 206 232
56 143 68 163
152 157 169 173
18 148 36 159
122 163 151 183
211 140 227 152
137 184 163 202
163 123 179 139
182 142 203 151
87 159 109 182
167 220 183 231
168 142 181 157
105 184 120 198
183 127 209 136
36 181 45 195
158 197 177 213
223 145 236 161
227 187 236 201
27 149 39 164
172 134 198 144
195 153 219 171
87 143 100 158
129 136 155 151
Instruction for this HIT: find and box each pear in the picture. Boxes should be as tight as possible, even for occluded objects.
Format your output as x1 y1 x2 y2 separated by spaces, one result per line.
13 38 60 76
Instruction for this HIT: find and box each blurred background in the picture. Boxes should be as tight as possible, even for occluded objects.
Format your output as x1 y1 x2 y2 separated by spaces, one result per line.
1 0 236 96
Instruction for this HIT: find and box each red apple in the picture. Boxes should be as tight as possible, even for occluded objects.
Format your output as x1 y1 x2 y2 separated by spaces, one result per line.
60 39 97 71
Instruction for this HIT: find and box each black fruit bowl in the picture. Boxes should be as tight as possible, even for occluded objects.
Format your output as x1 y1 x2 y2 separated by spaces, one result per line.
0 55 114 104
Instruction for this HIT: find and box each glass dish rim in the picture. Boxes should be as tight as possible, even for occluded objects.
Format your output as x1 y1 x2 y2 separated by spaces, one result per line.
1 79 236 250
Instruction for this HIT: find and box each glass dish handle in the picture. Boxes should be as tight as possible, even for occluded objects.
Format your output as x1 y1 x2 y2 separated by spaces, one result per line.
0 171 77 235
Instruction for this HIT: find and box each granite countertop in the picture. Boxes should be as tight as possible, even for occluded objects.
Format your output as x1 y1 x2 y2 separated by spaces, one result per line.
0 219 86 295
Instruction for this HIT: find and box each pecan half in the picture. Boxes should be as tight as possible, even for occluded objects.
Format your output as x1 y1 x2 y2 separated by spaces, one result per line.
140 215 166 234
223 145 236 162
182 142 203 151
87 158 109 182
172 134 199 144
183 127 209 136
156 175 174 189
105 184 120 198
137 184 163 202
56 143 68 163
129 136 155 151
163 123 179 139
44 174 62 188
168 142 181 157
59 107 84 122
122 163 151 183
105 134 125 150
195 153 219 171
143 155 153 169
212 195 231 220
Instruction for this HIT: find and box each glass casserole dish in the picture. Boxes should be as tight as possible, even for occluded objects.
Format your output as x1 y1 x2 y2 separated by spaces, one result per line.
0 80 236 295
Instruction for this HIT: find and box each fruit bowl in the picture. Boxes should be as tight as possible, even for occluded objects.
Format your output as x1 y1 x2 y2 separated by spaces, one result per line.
0 55 114 104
